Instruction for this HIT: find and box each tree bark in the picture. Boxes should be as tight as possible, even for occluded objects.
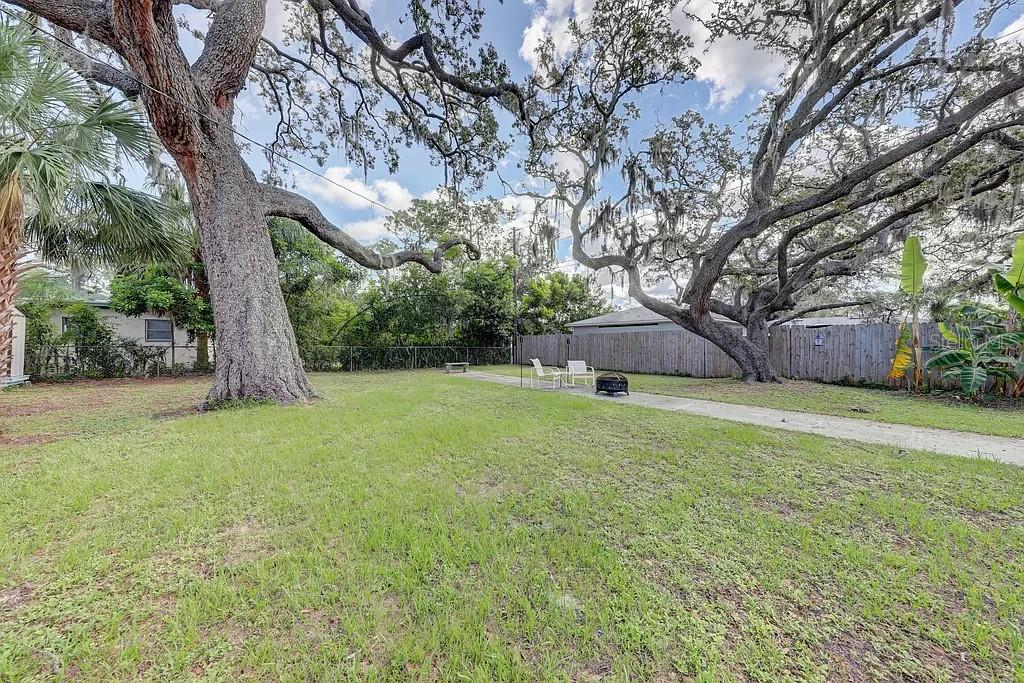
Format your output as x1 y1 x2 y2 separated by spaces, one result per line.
179 126 315 403
195 330 210 368
0 174 24 381
694 316 779 383
744 315 771 356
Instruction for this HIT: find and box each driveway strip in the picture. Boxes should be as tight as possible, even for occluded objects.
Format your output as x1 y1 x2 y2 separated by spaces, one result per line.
460 371 1024 465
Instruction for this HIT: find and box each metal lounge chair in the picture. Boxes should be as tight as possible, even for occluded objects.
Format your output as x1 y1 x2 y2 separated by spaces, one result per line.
530 358 562 388
565 360 596 387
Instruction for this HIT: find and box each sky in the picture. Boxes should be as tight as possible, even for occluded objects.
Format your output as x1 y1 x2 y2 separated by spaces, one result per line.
168 1 1024 305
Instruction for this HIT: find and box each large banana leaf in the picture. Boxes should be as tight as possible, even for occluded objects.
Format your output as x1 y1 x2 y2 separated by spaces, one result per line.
924 348 971 370
1007 235 1024 289
900 236 927 296
987 367 1019 381
936 321 958 344
978 332 1024 354
887 325 913 380
955 323 974 351
960 366 988 394
994 273 1024 318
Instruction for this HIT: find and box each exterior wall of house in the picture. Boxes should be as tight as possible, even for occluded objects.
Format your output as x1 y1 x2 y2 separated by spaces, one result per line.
5 307 28 385
48 307 200 366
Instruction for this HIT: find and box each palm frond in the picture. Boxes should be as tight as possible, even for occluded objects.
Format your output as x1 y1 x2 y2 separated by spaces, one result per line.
0 18 193 278
26 181 192 272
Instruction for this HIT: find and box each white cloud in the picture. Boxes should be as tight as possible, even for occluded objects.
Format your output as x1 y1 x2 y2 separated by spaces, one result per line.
551 150 585 181
998 15 1024 42
295 166 415 212
372 179 415 211
519 0 786 107
263 0 289 42
344 217 391 241
519 0 594 69
672 1 787 107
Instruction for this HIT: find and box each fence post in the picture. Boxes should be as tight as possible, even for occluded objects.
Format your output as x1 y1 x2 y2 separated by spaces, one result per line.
349 346 353 373
413 346 418 369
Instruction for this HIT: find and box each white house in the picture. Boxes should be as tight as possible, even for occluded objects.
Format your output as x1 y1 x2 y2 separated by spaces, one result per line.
3 306 29 387
48 300 200 365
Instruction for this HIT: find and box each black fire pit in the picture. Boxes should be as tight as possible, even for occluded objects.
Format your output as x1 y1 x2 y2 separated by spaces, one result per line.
595 372 629 396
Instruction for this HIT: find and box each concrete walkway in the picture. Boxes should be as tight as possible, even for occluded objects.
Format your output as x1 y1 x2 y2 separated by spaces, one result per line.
461 372 1024 465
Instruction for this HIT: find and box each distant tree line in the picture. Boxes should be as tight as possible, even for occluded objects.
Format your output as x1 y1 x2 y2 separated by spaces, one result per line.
267 217 609 354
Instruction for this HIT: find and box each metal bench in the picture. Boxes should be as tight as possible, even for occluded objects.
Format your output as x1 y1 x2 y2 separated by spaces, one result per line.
444 362 470 374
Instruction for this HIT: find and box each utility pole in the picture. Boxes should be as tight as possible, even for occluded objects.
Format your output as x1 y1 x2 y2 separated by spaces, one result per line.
512 222 522 387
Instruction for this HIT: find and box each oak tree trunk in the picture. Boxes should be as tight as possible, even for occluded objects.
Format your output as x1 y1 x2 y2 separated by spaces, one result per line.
196 330 210 368
694 316 779 383
176 127 314 404
744 316 771 356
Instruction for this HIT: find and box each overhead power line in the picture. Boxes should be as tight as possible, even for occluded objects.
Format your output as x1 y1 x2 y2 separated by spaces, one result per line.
1 7 398 214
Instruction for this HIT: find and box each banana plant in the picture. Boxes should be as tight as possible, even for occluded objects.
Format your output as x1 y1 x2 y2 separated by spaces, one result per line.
925 325 1024 395
888 236 927 389
992 236 1024 318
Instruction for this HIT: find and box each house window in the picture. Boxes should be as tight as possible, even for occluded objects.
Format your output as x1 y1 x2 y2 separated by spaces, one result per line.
145 319 173 343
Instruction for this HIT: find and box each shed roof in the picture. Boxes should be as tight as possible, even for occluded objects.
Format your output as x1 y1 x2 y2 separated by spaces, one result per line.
568 306 734 328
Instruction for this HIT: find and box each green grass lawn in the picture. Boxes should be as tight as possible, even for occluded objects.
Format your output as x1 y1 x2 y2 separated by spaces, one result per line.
476 365 1024 438
2 372 1023 681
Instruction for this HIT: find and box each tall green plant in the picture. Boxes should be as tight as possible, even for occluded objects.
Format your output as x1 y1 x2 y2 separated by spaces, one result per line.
992 236 1024 318
888 236 927 389
926 312 1024 396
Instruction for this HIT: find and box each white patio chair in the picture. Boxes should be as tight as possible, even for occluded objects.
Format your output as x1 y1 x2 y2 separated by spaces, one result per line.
530 358 562 388
565 360 596 387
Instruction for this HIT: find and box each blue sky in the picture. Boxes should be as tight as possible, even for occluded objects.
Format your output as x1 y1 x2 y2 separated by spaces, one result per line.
173 1 1024 295
215 0 789 254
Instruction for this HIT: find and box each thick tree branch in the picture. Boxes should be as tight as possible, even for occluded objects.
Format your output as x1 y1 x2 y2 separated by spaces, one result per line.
192 0 265 104
51 26 141 97
323 0 532 124
3 0 117 46
260 184 479 273
686 70 1024 313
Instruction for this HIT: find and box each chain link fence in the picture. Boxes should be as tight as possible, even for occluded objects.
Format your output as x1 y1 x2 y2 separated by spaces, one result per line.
302 345 510 372
25 343 510 380
26 343 207 380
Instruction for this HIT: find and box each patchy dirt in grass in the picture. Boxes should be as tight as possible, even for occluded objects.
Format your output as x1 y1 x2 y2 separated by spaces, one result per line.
455 474 509 501
2 376 209 449
4 401 79 417
0 432 57 447
822 632 875 682
749 495 811 523
0 583 34 611
217 519 272 567
959 506 1024 529
151 405 203 420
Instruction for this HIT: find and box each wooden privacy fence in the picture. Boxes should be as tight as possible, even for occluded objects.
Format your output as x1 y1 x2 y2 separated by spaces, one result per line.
516 323 956 386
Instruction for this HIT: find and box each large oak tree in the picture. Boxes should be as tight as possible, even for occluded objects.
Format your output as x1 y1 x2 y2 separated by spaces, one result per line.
9 0 526 402
517 0 1024 381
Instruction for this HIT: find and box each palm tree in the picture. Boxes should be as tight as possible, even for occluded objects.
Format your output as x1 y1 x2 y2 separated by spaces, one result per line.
0 18 190 379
